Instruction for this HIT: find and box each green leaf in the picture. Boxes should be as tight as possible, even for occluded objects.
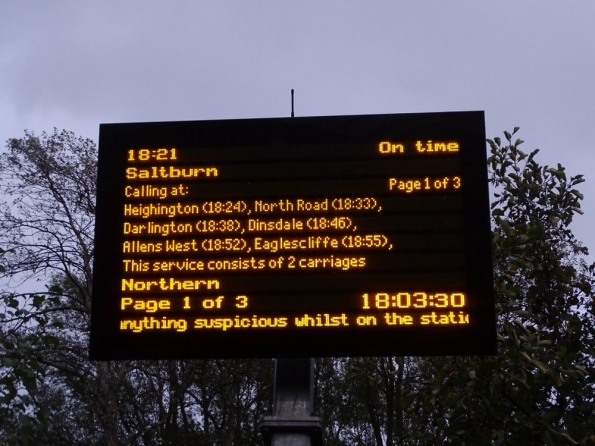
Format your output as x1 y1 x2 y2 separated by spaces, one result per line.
32 295 45 307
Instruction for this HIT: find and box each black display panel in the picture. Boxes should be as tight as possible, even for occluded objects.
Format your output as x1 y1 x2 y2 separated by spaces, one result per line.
90 111 496 359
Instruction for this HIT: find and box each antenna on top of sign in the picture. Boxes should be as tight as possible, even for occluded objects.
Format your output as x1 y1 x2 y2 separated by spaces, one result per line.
291 89 295 118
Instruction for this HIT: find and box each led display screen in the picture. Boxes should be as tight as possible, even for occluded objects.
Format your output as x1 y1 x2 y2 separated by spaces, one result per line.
90 111 496 359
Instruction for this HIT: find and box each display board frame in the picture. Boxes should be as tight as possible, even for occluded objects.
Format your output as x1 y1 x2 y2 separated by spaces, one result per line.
90 111 496 360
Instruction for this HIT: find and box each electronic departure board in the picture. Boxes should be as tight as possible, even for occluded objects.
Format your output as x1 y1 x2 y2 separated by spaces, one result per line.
90 111 496 360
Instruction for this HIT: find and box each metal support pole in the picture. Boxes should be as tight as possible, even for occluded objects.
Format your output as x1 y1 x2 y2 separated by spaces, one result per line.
259 358 323 446
259 96 322 445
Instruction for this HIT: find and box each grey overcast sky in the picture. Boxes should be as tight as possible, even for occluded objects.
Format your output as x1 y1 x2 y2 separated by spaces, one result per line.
1 1 594 256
